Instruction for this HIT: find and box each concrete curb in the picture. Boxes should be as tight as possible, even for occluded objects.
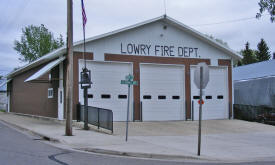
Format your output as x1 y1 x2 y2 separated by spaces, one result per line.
8 112 65 124
0 118 60 143
75 147 213 161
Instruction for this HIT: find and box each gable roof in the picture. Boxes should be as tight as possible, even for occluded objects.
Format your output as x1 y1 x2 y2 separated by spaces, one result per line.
233 60 275 81
7 15 241 79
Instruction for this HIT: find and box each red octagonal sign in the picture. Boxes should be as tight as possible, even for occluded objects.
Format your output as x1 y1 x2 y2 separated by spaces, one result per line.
198 99 204 105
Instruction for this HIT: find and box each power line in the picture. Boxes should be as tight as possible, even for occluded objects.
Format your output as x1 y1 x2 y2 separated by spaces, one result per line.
0 0 31 33
190 14 269 27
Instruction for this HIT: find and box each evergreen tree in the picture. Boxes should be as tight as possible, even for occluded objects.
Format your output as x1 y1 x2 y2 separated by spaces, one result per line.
241 42 257 65
237 60 243 66
255 39 271 62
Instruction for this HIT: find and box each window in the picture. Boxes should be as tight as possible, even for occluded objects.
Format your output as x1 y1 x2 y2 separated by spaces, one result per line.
217 95 224 99
48 88 53 98
101 94 111 99
60 91 62 103
206 96 212 99
172 96 180 100
118 95 127 99
193 96 200 99
143 95 151 99
88 94 93 98
158 95 166 100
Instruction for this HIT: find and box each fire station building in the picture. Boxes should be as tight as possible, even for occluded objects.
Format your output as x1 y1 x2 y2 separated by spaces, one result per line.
6 15 241 121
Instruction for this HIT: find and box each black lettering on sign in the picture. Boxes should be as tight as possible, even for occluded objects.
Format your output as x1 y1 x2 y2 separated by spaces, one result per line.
121 43 126 54
184 47 189 57
189 48 193 57
134 45 139 54
146 45 151 55
161 46 164 56
121 43 198 57
127 44 133 54
155 45 160 55
170 46 174 56
140 45 146 55
164 46 169 56
194 48 198 57
178 47 183 56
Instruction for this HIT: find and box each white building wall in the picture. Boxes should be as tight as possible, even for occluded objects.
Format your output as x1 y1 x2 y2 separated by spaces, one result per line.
74 21 231 65
0 93 7 110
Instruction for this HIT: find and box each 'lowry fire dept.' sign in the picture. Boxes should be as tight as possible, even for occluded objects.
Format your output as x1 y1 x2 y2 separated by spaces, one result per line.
120 43 199 58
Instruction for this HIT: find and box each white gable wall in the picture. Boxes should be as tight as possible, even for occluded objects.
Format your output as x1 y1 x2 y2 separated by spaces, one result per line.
74 21 231 66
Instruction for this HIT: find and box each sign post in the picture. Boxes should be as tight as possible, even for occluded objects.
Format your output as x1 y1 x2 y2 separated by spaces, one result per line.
121 74 138 142
194 62 209 156
80 68 92 130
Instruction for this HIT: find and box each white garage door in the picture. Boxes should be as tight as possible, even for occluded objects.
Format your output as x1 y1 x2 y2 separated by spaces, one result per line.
191 66 228 120
140 64 185 121
79 61 132 121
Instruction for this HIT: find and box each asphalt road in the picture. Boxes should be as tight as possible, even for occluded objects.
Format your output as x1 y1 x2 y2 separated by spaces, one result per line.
0 121 274 165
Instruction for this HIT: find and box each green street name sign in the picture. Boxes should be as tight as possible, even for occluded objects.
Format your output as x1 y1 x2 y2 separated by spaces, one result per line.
121 80 138 85
121 74 138 86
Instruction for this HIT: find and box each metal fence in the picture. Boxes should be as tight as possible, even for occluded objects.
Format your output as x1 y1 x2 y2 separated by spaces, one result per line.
234 104 275 121
77 104 113 133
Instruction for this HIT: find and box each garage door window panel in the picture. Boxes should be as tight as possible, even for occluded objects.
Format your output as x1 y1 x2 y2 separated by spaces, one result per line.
206 96 212 99
143 95 152 99
193 96 200 99
217 95 224 99
158 95 166 100
101 94 111 99
172 96 180 100
118 95 127 99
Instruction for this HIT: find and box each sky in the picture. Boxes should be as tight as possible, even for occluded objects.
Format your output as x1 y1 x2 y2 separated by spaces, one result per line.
0 0 274 76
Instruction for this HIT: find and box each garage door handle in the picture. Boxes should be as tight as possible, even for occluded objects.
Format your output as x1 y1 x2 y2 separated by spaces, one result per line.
140 101 143 121
192 100 194 121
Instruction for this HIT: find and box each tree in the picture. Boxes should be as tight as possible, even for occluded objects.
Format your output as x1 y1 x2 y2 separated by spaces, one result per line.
14 24 64 63
206 34 229 47
256 0 275 22
255 39 271 62
241 42 257 65
236 60 243 66
273 52 275 59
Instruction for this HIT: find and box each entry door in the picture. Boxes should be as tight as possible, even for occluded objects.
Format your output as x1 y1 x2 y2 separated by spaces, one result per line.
58 88 64 120
191 66 228 120
140 64 185 121
79 61 132 121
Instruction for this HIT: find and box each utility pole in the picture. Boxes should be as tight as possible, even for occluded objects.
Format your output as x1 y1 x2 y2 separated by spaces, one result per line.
65 0 73 136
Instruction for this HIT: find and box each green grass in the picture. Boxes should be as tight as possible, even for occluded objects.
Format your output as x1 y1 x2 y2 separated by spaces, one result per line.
0 109 6 112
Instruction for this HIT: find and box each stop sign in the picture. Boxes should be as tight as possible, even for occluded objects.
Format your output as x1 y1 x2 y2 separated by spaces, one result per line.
194 62 209 89
198 99 204 105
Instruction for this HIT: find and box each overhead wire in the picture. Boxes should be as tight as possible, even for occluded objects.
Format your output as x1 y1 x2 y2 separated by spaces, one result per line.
190 14 269 27
0 0 31 33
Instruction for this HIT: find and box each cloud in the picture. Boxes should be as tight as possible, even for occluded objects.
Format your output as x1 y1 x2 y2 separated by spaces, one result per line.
0 0 274 75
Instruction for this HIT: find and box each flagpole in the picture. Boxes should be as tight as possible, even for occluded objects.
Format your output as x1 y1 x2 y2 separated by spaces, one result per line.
81 0 90 131
83 23 86 69
81 0 87 69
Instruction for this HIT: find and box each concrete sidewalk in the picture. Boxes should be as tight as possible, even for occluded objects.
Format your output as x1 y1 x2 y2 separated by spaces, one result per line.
1 112 275 163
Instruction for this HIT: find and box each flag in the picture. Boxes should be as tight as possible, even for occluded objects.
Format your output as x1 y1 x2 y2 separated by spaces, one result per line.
81 0 87 28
